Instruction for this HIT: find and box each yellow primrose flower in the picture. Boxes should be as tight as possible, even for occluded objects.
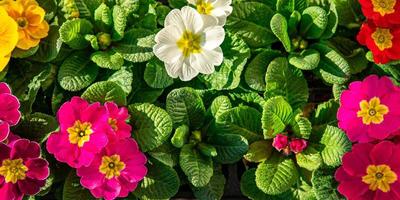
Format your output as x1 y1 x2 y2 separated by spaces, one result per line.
0 7 18 71
3 0 49 50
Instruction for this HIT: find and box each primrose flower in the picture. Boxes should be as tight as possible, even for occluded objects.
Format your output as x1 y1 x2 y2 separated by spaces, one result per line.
0 7 18 71
0 82 21 143
336 141 400 200
289 139 308 154
187 0 232 25
272 134 288 151
3 0 49 50
46 97 110 168
359 0 400 26
104 102 131 141
0 139 50 200
337 75 400 143
153 6 225 81
357 22 400 64
77 138 147 200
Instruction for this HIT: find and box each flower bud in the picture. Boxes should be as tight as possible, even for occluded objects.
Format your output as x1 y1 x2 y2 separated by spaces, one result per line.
272 134 288 151
289 139 308 154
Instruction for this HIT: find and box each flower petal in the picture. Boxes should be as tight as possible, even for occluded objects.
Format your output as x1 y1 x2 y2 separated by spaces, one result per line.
25 158 49 180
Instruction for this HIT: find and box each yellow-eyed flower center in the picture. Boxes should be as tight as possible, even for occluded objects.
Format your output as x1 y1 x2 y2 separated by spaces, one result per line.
16 17 28 29
196 0 213 15
372 28 393 51
108 118 118 131
372 0 396 16
0 158 28 183
99 154 125 179
362 164 397 192
357 97 389 125
67 120 93 147
176 30 202 57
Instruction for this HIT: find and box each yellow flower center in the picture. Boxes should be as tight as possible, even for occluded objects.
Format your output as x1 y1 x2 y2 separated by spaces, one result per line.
357 97 389 125
196 0 213 15
362 164 398 192
0 158 28 184
372 0 396 16
176 30 202 57
16 17 28 29
99 154 125 179
108 118 118 131
67 120 93 147
372 28 393 51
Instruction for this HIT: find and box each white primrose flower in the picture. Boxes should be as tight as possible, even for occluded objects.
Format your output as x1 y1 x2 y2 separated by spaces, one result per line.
187 0 232 26
153 6 225 81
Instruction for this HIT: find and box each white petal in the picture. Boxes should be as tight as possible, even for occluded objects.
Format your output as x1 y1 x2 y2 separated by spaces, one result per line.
191 55 215 74
201 15 218 28
179 60 199 81
213 0 232 7
165 60 183 79
155 25 181 44
153 44 182 64
164 9 185 32
181 6 204 33
202 47 223 66
187 0 197 5
202 26 225 50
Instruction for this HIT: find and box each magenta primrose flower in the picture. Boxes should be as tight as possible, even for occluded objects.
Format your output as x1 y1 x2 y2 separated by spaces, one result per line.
0 82 21 142
289 138 308 154
77 138 147 200
338 75 400 143
46 97 110 168
0 139 49 200
104 102 131 141
272 134 289 151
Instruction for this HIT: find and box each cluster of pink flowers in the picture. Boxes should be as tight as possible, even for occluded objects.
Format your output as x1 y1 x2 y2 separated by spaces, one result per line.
272 134 308 155
336 75 400 199
46 97 147 200
0 83 50 200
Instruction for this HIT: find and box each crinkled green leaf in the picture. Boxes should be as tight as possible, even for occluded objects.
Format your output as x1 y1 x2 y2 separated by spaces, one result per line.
289 49 320 70
296 146 322 171
291 113 312 139
180 144 213 187
312 167 345 200
74 0 101 18
265 57 309 109
148 143 179 167
63 171 95 200
262 96 293 139
133 161 180 200
108 67 133 95
58 52 98 92
59 19 93 49
319 125 351 167
226 2 277 48
200 32 250 90
208 134 249 164
90 50 124 70
112 5 127 41
166 87 206 129
116 0 140 14
113 28 155 63
210 95 232 118
255 157 298 195
192 169 226 200
300 6 328 39
270 13 291 52
144 58 174 89
81 81 127 105
129 103 173 152
12 46 39 59
320 3 338 39
29 25 61 63
13 112 57 144
241 168 287 200
244 140 273 163
94 3 112 32
311 99 339 127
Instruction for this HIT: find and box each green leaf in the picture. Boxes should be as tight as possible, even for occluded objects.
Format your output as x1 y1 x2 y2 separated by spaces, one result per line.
312 167 344 200
319 125 351 167
58 52 98 92
262 96 293 138
168 0 187 8
85 34 99 50
12 46 39 59
59 19 93 49
81 81 127 105
129 103 173 152
320 3 338 39
210 95 232 118
166 87 206 129
311 99 339 127
74 0 101 18
291 113 312 139
148 143 180 167
333 84 346 101
133 161 180 200
144 58 174 89
156 5 171 25
200 32 250 90
94 3 112 32
192 169 226 200
29 25 61 63
332 0 362 26
289 49 320 70
244 140 273 163
226 2 277 48
256 157 298 195
241 169 280 200
295 146 322 171
214 106 263 143
171 124 190 148
300 6 328 39
116 0 140 14
276 0 295 16
208 134 249 164
312 43 351 84
245 50 281 91
90 50 124 70
270 13 291 52
265 57 309 109
180 144 214 187
13 113 58 143
112 5 127 41
63 171 95 200
113 28 155 63
107 67 133 95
